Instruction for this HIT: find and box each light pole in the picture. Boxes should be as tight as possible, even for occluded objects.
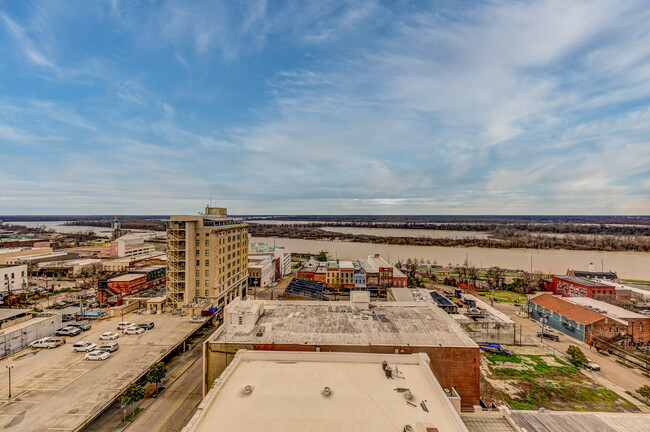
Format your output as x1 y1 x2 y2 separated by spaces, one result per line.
6 365 13 399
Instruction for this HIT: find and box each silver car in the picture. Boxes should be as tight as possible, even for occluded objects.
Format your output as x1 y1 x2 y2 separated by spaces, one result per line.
72 341 97 352
98 342 119 352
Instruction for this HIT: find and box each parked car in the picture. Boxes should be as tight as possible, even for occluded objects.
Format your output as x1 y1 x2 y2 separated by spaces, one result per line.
584 359 601 371
479 344 511 356
98 342 119 352
62 315 75 322
67 321 91 331
29 337 66 349
72 341 97 352
99 332 120 340
124 326 144 335
55 327 82 337
116 321 134 330
189 316 206 323
85 350 110 361
537 331 560 341
53 301 67 309
138 322 155 330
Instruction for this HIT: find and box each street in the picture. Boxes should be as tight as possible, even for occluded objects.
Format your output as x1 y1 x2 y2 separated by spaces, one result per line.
490 300 650 412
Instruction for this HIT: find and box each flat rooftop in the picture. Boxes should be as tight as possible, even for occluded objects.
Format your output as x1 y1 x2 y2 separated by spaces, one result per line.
182 351 469 432
510 410 650 432
0 308 32 322
563 297 647 323
212 299 477 348
109 273 145 282
555 275 610 287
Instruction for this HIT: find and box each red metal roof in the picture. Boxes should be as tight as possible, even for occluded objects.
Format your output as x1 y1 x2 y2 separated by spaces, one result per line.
530 294 606 325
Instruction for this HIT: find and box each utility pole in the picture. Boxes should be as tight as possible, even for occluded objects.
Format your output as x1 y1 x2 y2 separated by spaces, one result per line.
530 251 533 273
6 365 13 399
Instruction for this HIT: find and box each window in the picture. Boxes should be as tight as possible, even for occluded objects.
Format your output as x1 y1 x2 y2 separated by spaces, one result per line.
205 270 209 277
195 289 199 296
600 327 603 333
239 316 243 325
205 260 209 266
196 250 199 256
205 240 209 246
196 260 200 266
641 325 644 332
205 289 209 296
205 281 209 287
205 250 209 257
196 270 200 277
196 240 200 246
610 327 613 333
206 233 209 237
196 280 199 287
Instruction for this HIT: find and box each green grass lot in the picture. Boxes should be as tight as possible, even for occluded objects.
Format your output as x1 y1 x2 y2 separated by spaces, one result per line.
477 290 525 304
483 353 637 412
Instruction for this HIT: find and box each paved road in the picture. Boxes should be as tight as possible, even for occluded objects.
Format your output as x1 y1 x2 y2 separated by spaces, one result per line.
491 300 650 411
124 356 203 432
0 312 202 431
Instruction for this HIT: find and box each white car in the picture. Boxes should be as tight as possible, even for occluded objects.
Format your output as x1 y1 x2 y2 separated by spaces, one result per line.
99 332 120 340
72 341 97 352
189 316 206 323
116 321 135 330
29 337 65 349
124 326 144 335
85 350 110 361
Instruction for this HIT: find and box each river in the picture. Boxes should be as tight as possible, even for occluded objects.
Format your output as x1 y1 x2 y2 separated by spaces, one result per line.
13 221 160 238
251 236 650 280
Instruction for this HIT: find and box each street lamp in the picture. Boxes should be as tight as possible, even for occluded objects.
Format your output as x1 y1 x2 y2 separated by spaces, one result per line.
6 365 13 399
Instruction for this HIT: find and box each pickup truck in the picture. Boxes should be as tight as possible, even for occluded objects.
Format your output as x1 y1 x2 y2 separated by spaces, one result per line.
55 326 82 337
30 337 66 349
537 331 560 341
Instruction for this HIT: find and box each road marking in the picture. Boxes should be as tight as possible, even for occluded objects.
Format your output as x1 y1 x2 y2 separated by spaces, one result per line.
150 379 202 432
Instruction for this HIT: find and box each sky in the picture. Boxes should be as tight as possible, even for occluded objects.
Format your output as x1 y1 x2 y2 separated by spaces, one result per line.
0 0 648 215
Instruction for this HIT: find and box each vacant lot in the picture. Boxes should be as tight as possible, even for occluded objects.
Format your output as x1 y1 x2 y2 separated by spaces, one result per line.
480 353 638 412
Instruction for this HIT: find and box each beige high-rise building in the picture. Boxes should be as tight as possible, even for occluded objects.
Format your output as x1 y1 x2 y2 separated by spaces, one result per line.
167 206 249 310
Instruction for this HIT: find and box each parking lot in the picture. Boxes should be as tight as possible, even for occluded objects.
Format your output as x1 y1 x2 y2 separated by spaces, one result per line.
0 312 203 431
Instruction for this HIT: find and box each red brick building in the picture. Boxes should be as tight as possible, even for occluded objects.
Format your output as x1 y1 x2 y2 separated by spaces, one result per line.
206 298 480 411
97 265 166 305
551 276 614 298
529 294 625 345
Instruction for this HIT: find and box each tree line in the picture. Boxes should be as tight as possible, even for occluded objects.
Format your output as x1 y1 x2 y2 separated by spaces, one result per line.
249 224 650 252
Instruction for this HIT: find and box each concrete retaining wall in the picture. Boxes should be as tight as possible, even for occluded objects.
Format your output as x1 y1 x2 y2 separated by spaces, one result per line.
458 321 515 345
0 314 63 358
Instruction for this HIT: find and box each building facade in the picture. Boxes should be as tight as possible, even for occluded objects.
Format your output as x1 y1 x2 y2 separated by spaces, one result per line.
0 264 28 294
167 206 249 311
551 276 614 298
528 294 625 345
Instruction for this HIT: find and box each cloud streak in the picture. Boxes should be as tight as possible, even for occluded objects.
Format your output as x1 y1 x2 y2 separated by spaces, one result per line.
0 0 648 215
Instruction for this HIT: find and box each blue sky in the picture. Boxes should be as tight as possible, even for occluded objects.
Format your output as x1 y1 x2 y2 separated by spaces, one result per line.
0 0 648 215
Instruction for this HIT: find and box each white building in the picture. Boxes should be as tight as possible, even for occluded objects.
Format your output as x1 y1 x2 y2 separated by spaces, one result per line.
0 264 28 293
182 350 468 432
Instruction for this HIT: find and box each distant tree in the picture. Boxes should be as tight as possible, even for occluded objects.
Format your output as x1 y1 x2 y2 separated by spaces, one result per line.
315 251 327 261
637 385 650 403
120 383 145 421
146 362 167 391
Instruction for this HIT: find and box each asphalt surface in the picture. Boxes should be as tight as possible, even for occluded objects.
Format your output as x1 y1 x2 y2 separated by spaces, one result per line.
124 356 203 432
0 312 203 431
